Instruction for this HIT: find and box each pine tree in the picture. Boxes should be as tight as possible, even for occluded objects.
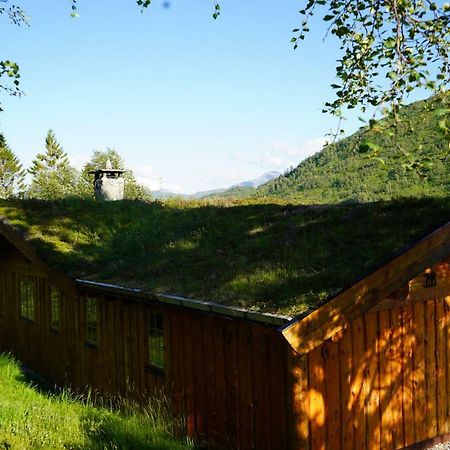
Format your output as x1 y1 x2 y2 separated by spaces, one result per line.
28 130 78 199
0 134 25 199
77 148 151 201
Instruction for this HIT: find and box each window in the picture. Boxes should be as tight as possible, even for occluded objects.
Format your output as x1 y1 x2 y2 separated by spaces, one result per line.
50 287 61 331
148 311 164 369
20 278 35 321
85 297 98 345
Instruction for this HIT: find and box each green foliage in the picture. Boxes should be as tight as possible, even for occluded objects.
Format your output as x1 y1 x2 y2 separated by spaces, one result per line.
76 148 151 201
212 3 220 20
137 0 152 8
27 130 78 200
70 0 79 18
0 353 193 449
0 3 27 111
72 0 449 112
0 133 25 198
134 0 220 19
0 60 21 112
293 0 450 114
1 196 450 315
257 95 450 203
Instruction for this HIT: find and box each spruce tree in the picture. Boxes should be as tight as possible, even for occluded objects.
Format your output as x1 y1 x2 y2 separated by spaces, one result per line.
0 134 25 199
28 129 78 199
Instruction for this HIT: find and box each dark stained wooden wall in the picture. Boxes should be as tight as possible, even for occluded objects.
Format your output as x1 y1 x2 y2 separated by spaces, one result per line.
289 260 450 450
166 307 293 449
0 254 293 449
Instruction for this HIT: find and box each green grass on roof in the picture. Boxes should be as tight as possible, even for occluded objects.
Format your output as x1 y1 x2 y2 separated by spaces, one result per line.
1 196 450 316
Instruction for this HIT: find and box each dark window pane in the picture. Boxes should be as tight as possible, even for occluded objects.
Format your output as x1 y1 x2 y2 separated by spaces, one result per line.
20 278 34 321
50 287 60 330
148 311 164 369
86 297 98 345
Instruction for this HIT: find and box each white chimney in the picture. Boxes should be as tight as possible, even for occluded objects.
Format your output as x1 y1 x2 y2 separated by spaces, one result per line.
89 162 125 201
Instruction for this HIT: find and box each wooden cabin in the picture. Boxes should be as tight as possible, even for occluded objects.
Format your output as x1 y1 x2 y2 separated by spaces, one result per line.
2 198 450 449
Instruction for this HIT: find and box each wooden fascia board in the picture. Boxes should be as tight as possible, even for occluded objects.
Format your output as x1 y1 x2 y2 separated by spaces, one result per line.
0 217 76 296
76 279 290 326
0 218 38 262
281 220 450 355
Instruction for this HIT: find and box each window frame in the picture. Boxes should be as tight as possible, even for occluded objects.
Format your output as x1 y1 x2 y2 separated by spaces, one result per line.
19 277 35 322
147 310 165 372
50 286 61 332
85 296 98 347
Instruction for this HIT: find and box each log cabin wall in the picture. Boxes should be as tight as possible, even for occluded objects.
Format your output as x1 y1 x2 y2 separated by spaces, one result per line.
290 260 450 450
0 263 293 449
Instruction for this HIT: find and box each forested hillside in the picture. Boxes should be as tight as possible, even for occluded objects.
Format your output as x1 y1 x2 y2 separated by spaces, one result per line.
257 95 449 203
205 185 256 199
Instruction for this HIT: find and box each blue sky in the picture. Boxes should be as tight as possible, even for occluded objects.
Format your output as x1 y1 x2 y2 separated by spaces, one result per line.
0 0 424 193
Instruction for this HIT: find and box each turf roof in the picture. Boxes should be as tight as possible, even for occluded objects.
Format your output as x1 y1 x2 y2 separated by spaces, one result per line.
1 197 450 317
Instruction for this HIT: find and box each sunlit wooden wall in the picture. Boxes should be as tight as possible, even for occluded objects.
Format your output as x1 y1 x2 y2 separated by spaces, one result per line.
290 261 450 450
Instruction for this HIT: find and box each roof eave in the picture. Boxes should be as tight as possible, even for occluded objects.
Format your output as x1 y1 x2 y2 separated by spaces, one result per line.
281 219 450 355
76 279 291 326
0 217 77 296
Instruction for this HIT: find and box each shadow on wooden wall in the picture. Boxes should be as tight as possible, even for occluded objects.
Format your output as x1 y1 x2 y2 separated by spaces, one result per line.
292 297 450 450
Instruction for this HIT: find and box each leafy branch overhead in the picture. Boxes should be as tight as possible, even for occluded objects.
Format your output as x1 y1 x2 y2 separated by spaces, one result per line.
292 0 450 115
135 0 221 18
3 0 449 116
1 0 448 180
353 92 449 177
0 2 27 111
134 0 448 115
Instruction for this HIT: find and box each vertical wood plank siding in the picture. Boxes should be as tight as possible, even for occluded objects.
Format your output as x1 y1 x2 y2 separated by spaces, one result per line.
0 269 291 450
167 308 292 449
289 261 450 450
4 258 450 449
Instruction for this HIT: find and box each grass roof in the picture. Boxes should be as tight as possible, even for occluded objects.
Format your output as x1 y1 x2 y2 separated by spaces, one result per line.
1 197 450 317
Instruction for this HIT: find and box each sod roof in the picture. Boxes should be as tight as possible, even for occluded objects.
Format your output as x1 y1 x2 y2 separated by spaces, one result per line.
1 197 450 317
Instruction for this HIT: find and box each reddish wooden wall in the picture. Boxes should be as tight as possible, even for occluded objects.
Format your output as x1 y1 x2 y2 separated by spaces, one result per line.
166 307 293 449
0 262 293 449
290 261 450 450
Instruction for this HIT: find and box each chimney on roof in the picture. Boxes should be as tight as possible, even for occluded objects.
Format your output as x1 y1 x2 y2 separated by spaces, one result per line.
89 159 125 201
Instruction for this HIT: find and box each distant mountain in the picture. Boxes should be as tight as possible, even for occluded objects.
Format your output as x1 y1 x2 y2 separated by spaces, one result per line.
153 96 449 204
200 171 281 199
190 188 227 199
256 94 450 203
203 185 256 199
238 171 281 188
152 171 281 200
151 189 188 200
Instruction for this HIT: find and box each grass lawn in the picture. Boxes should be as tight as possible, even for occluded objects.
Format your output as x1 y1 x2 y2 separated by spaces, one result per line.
0 353 193 449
